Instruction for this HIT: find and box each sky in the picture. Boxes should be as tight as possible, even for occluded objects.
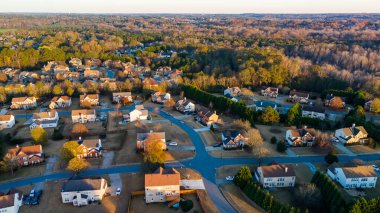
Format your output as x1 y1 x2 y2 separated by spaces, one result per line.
1 0 380 14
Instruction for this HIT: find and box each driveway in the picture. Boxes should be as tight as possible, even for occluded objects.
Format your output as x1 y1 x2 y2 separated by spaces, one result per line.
180 180 205 190
334 143 356 156
194 126 210 132
101 151 122 196
167 146 195 151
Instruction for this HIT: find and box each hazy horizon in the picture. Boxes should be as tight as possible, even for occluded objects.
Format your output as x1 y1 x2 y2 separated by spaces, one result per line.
1 0 380 14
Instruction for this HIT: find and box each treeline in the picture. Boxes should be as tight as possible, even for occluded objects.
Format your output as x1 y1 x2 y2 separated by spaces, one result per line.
344 107 380 142
182 84 258 125
321 89 367 106
311 171 347 212
312 171 380 213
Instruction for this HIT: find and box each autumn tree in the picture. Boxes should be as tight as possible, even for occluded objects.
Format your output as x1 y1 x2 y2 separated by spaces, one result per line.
231 119 251 132
371 98 380 113
60 141 80 161
31 127 48 145
67 157 89 174
143 134 166 172
0 156 18 175
164 98 175 108
329 97 345 109
0 73 7 83
66 87 75 96
81 100 92 109
246 129 269 165
52 85 63 95
71 123 88 136
260 107 280 124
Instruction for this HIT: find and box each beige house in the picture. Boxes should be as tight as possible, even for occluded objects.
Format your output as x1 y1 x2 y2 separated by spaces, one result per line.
285 127 316 147
61 178 108 206
11 97 37 110
137 131 166 151
112 92 132 104
327 163 377 189
334 124 368 144
84 70 100 79
195 107 219 126
30 110 59 129
49 96 72 109
80 94 99 107
145 167 180 203
151 92 171 104
255 164 296 188
72 109 96 123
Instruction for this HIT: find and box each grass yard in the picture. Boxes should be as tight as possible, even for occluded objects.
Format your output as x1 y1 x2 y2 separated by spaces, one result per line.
0 163 45 183
347 145 380 154
182 117 204 129
220 184 264 213
364 179 380 199
216 165 256 179
199 131 219 146
290 146 343 156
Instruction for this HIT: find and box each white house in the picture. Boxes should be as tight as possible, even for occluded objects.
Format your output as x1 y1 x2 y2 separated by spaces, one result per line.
30 110 59 129
334 124 368 144
72 109 96 123
175 98 195 113
145 167 180 203
255 164 296 188
151 92 171 104
327 163 377 189
0 115 15 130
77 139 102 158
61 178 108 206
302 106 326 120
222 130 246 149
224 87 241 98
129 105 148 122
80 94 99 107
261 87 279 98
11 97 37 110
49 96 72 109
0 192 23 213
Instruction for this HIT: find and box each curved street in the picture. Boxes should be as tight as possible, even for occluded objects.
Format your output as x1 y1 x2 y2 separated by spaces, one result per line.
6 106 380 212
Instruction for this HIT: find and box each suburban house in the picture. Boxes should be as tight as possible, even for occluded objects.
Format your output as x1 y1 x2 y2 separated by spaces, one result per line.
61 178 108 206
324 95 346 108
195 107 219 126
80 94 99 107
142 78 159 89
11 97 37 110
53 65 70 75
175 98 195 113
112 92 132 104
288 91 309 104
30 110 59 129
62 72 80 81
49 96 72 109
254 101 278 112
151 92 171 104
77 139 102 158
364 99 375 112
0 114 15 130
327 163 377 189
6 145 44 166
69 58 82 67
224 87 241 98
301 106 326 120
285 127 316 147
0 191 23 213
145 167 180 203
221 130 246 149
84 70 100 79
129 105 149 122
72 109 96 123
255 164 296 188
334 124 368 144
261 87 279 98
137 131 166 151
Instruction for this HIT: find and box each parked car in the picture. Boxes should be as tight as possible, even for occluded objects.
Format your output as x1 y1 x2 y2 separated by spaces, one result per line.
226 176 234 181
29 189 35 197
372 165 380 172
213 143 222 147
31 196 39 205
116 188 121 195
24 196 32 205
330 137 339 143
169 142 178 146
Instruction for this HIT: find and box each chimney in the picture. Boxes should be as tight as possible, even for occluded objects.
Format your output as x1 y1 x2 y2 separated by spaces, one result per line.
304 125 307 129
285 167 288 173
98 139 102 147
16 144 19 148
352 123 356 128
184 97 186 101
150 130 153 133
48 111 51 117
79 136 82 141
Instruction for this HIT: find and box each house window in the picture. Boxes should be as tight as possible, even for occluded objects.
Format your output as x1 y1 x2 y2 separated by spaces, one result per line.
361 178 367 181
65 199 69 202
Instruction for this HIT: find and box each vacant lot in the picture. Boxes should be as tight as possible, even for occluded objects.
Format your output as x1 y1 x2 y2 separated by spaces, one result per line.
220 184 264 213
216 165 256 179
199 131 219 146
62 120 105 136
182 117 204 129
290 146 343 156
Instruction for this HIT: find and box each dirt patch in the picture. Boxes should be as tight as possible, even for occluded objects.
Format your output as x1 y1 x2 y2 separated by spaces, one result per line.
347 145 380 154
290 146 337 156
196 189 219 213
165 151 195 162
220 184 264 213
199 131 219 146
182 117 204 129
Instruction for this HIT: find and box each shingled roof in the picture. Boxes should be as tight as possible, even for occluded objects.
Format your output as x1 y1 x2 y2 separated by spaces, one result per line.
145 167 180 187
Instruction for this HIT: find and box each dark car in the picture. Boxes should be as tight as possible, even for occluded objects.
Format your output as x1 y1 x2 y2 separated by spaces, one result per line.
24 196 32 205
35 190 43 197
31 196 39 205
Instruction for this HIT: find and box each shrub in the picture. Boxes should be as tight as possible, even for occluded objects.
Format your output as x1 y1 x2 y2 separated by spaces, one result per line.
270 136 277 144
52 129 64 140
324 150 339 164
180 200 194 212
276 140 287 152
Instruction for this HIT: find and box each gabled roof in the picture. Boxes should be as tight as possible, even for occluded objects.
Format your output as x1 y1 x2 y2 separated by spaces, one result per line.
32 110 57 120
145 167 180 187
288 128 315 138
302 106 325 113
7 145 42 157
0 194 15 208
62 178 104 192
72 109 96 116
340 126 368 137
0 115 13 122
341 166 377 178
289 91 309 98
259 164 296 178
113 92 131 97
11 96 36 103
222 130 243 145
137 132 165 141
52 96 71 102
79 139 101 148
80 94 99 101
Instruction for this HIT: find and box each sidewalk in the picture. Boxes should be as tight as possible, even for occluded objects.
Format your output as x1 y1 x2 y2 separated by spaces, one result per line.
286 148 297 157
